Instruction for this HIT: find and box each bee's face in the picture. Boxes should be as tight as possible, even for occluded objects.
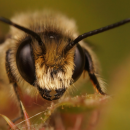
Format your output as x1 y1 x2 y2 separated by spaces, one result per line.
16 33 85 100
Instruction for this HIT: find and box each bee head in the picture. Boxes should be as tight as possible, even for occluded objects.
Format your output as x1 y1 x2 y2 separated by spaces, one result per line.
16 31 85 100
1 17 128 100
0 17 86 101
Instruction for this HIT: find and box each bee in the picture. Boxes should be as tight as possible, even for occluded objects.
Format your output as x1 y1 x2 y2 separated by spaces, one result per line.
0 11 129 121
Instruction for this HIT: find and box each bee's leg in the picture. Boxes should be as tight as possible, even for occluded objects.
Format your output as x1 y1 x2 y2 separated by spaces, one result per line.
84 49 106 95
6 50 24 122
12 83 24 123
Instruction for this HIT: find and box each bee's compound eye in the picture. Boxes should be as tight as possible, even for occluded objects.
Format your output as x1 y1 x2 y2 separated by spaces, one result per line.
72 44 85 82
16 38 35 84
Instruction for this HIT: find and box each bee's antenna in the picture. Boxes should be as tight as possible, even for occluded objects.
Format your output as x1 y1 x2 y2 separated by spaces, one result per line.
0 17 46 53
65 18 130 53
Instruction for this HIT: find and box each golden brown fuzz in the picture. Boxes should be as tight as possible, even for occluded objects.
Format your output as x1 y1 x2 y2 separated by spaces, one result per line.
33 34 75 90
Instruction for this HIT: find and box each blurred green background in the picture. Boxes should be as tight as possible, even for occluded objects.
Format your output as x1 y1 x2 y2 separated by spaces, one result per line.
0 0 130 91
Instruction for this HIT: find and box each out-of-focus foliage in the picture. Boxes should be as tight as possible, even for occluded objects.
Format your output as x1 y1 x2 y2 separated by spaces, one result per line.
1 94 109 130
96 56 130 130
